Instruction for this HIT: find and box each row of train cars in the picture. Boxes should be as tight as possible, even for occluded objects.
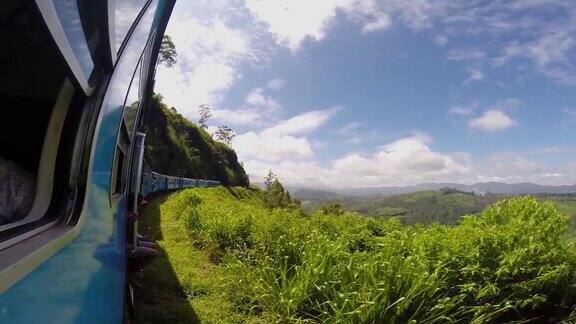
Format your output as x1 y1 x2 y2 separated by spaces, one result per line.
140 162 220 197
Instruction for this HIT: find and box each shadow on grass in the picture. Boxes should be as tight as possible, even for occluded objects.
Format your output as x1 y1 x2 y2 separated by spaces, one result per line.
133 194 200 324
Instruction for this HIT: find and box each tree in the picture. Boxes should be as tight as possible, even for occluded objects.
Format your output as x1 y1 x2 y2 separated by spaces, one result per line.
263 176 300 210
264 170 276 189
198 104 211 129
215 125 235 145
319 203 345 216
159 35 177 67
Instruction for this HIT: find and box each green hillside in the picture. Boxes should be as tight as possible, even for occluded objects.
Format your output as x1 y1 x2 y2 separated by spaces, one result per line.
136 187 576 323
538 196 576 233
142 94 249 186
342 188 499 225
329 189 576 227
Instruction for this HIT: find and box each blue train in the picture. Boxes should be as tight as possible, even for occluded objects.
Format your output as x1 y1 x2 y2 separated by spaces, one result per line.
0 0 217 322
140 161 220 197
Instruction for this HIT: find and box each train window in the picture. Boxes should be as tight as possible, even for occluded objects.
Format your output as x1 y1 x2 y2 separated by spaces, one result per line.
34 0 94 92
112 116 131 198
123 60 143 138
51 0 94 80
109 0 148 56
0 1 73 231
112 146 126 196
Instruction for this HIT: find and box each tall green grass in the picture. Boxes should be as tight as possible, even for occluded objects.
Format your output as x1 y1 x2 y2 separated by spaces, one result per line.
167 187 576 322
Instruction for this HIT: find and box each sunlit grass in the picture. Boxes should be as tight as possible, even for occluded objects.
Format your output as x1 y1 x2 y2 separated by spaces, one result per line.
134 191 267 324
138 187 576 323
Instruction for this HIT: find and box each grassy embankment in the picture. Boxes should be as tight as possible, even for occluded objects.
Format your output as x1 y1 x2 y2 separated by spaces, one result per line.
135 187 576 323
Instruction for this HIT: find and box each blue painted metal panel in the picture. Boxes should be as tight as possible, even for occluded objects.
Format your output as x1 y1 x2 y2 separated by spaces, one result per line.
0 1 165 322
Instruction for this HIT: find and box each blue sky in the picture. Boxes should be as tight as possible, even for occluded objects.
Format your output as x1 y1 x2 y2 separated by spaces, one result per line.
154 0 576 188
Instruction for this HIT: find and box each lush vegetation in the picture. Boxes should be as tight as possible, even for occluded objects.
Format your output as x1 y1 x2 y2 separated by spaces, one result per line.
137 187 576 323
142 94 249 186
263 171 301 210
134 191 265 323
337 189 500 225
303 188 576 227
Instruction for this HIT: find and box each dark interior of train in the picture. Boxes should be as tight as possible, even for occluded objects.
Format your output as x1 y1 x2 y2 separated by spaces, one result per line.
0 1 68 172
0 1 69 225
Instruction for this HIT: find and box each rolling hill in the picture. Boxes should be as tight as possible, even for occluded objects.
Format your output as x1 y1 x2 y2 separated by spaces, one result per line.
341 188 500 225
291 182 576 198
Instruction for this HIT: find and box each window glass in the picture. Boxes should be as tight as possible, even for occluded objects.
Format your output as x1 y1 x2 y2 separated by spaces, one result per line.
111 0 148 53
52 0 94 80
122 30 155 139
111 146 125 195
123 60 142 138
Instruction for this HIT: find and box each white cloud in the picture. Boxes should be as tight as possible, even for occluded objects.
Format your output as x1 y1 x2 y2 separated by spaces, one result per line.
266 78 286 91
495 32 575 68
241 129 576 187
233 107 340 163
463 67 484 84
154 10 255 118
469 110 517 132
449 103 476 115
390 0 443 30
244 88 281 111
210 108 265 127
245 0 348 51
436 2 576 85
337 122 363 144
244 133 473 187
262 107 341 137
361 14 391 33
474 152 576 185
244 0 446 51
233 131 315 162
210 83 283 127
492 97 522 110
332 134 471 183
433 34 448 46
489 14 576 85
446 49 486 62
564 107 576 116
240 159 335 187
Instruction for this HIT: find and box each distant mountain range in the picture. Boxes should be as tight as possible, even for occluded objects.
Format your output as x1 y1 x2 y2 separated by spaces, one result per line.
290 188 356 202
290 182 576 200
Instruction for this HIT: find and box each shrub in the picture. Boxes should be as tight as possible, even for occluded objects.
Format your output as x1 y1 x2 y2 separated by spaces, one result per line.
169 188 576 322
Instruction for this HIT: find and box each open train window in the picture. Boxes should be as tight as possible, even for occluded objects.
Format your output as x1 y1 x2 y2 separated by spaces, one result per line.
0 1 86 243
112 146 126 196
110 58 143 200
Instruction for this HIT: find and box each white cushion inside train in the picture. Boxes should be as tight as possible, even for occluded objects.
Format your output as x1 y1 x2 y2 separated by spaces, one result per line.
0 80 74 231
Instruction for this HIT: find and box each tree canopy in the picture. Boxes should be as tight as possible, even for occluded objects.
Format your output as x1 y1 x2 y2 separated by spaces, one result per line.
159 35 177 68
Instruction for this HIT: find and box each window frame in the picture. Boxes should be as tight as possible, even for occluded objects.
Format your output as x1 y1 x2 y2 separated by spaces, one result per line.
107 0 152 65
34 0 94 94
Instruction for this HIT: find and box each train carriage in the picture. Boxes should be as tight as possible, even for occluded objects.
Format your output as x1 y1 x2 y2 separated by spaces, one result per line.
0 0 176 322
0 3 223 321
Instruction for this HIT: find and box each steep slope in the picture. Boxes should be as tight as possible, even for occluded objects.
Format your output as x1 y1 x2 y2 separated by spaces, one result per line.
142 94 249 186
